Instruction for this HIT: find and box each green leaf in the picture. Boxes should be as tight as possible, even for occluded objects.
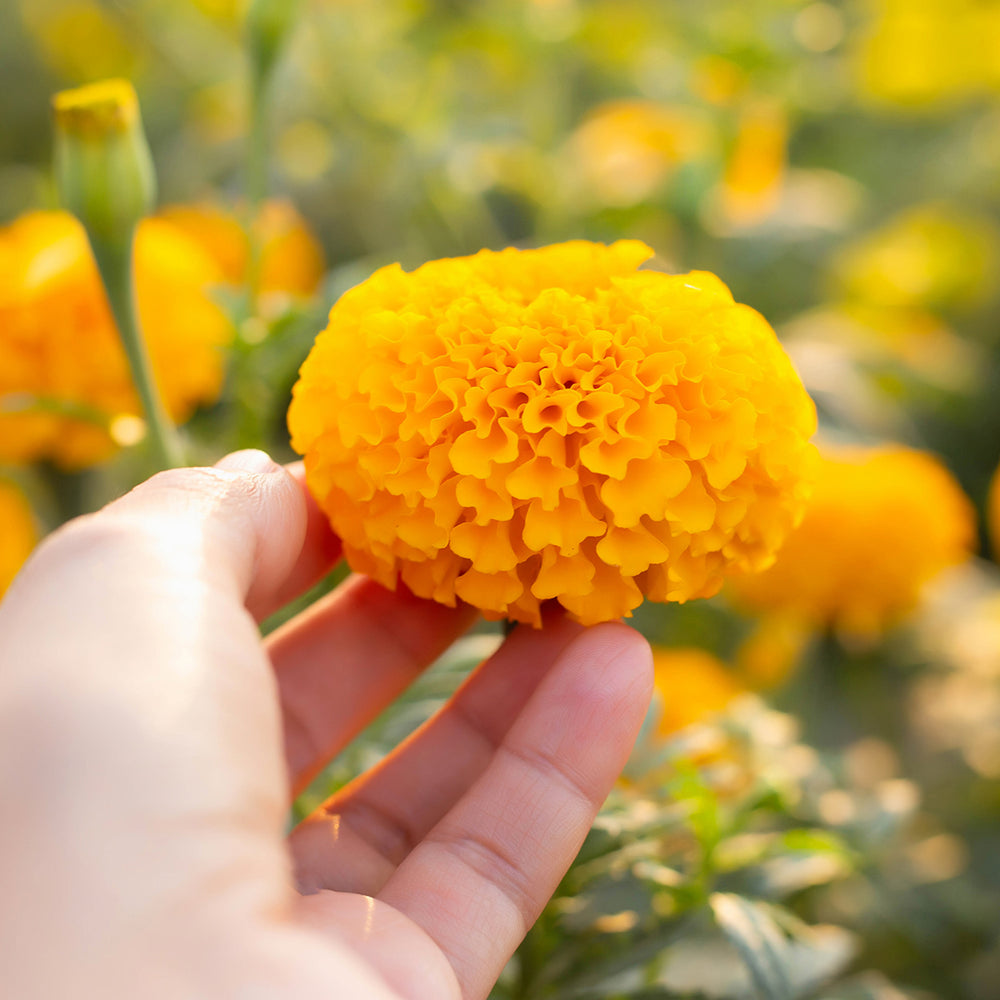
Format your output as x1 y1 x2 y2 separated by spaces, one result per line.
708 895 858 1000
709 894 795 1000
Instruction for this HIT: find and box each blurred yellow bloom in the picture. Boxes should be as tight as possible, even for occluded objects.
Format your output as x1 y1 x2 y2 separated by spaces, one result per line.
652 647 744 736
188 0 243 23
569 100 713 206
832 204 998 312
735 615 812 690
716 101 787 228
160 199 325 302
289 240 817 627
19 0 137 81
690 56 747 106
0 479 37 599
729 444 976 638
987 461 1000 562
855 0 1000 107
0 211 232 468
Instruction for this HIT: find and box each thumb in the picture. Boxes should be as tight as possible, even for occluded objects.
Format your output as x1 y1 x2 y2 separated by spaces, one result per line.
102 448 310 620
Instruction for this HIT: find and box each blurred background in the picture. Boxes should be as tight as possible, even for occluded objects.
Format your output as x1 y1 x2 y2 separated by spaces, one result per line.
2 1 1000 998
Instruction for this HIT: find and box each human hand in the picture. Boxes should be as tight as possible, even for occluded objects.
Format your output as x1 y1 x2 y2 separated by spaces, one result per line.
0 450 653 1000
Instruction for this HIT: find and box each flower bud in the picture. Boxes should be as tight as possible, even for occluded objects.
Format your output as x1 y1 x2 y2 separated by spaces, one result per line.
52 79 156 246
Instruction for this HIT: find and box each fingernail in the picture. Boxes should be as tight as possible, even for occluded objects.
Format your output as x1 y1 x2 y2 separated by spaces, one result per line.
214 449 280 474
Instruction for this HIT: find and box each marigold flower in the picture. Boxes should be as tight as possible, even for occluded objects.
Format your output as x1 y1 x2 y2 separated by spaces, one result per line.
987 462 1000 562
159 199 325 301
735 615 811 690
289 240 816 626
0 210 232 468
0 479 37 599
854 0 1000 107
651 647 743 736
728 444 976 637
716 101 787 229
568 100 713 206
831 203 998 313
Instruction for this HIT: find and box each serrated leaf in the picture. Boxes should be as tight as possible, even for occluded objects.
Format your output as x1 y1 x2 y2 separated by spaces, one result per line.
709 894 795 1000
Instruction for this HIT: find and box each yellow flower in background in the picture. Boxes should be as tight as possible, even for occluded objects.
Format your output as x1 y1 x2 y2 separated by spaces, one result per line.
569 99 713 206
690 55 748 107
986 461 1000 562
289 240 817 627
0 479 37 599
715 101 787 229
831 204 998 312
854 0 1000 108
188 0 243 23
784 302 976 393
652 647 744 736
735 615 812 690
19 0 138 82
0 211 232 468
729 444 976 638
159 199 325 303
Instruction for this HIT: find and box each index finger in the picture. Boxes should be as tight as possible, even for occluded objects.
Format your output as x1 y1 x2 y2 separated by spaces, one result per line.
259 460 342 619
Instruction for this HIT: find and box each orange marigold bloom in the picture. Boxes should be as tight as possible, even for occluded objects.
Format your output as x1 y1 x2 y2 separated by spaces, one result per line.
717 101 787 228
987 461 1000 562
569 99 713 206
729 444 976 637
289 240 817 627
0 210 232 468
159 199 325 301
0 479 37 599
651 647 743 736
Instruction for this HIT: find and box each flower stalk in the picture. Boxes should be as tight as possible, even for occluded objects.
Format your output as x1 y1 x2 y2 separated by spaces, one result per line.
52 79 183 471
244 0 302 208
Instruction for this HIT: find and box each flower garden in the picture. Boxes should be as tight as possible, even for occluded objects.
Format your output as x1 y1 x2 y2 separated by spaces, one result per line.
2 1 1000 997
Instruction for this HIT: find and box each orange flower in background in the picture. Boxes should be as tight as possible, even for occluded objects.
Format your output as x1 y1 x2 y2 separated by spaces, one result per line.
716 101 787 228
569 99 713 206
160 199 325 302
729 444 976 638
289 240 817 627
735 615 811 690
0 210 232 468
986 460 1000 562
651 647 744 736
0 479 37 599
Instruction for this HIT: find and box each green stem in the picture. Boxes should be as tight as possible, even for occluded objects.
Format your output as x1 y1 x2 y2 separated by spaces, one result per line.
91 234 184 470
246 72 269 211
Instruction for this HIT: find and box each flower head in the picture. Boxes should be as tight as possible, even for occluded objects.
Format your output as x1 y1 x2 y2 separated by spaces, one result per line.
853 0 1000 108
568 100 713 206
159 199 325 303
715 101 787 229
0 479 37 599
289 240 816 627
0 210 232 468
728 444 976 637
987 460 1000 562
831 203 998 313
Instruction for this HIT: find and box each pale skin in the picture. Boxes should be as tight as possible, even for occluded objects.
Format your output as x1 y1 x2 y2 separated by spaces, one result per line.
0 449 653 1000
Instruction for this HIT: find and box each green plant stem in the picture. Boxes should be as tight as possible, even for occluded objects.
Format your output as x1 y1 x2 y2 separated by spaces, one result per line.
246 72 269 211
91 234 183 470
